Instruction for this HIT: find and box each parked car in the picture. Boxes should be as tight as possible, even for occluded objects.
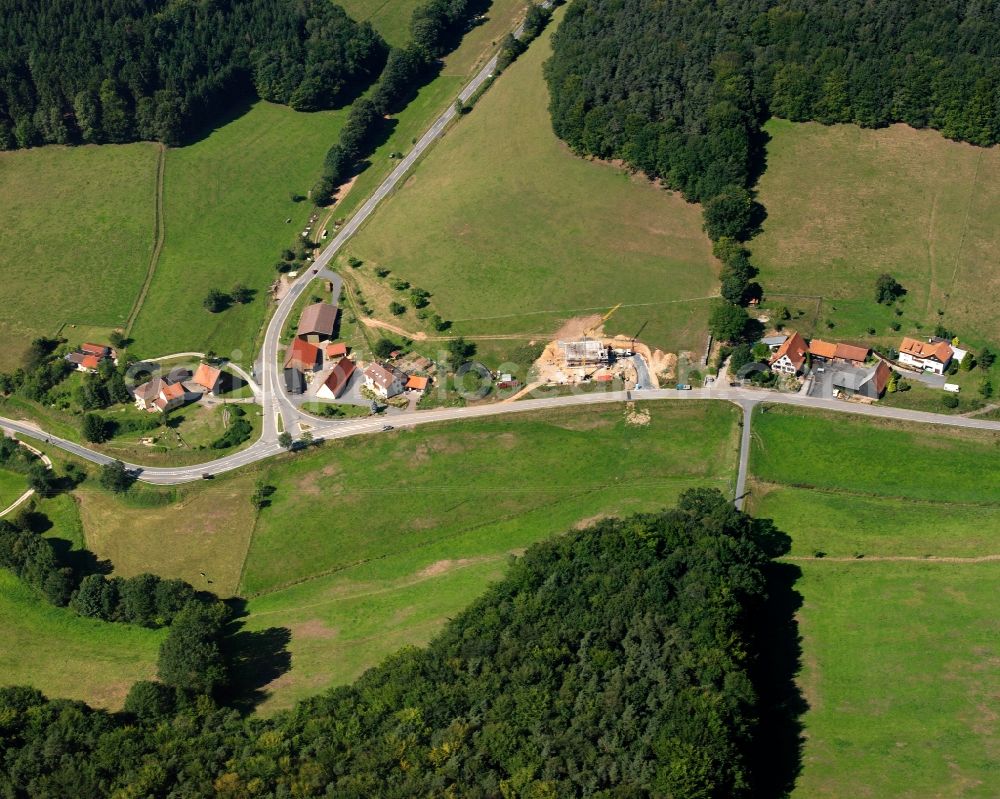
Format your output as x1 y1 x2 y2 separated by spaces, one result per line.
675 384 692 391
382 424 394 431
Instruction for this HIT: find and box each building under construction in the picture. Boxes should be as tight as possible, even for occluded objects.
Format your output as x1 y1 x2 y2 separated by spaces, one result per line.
559 339 609 367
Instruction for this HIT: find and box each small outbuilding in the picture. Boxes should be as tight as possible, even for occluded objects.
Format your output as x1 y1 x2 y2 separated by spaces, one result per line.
192 363 223 394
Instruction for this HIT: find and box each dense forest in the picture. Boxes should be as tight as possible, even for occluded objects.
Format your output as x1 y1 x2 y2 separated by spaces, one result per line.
544 0 1000 339
546 0 1000 204
0 489 783 797
0 0 387 148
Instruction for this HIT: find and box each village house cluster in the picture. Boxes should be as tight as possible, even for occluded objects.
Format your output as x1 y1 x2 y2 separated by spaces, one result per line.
133 363 224 412
64 342 116 373
282 298 431 404
764 332 967 401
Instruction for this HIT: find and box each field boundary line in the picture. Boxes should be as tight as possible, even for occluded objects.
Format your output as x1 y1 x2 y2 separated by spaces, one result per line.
125 143 167 336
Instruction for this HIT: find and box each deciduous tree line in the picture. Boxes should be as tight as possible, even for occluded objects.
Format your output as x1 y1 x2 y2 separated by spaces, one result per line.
0 489 782 797
544 0 1000 343
312 0 530 205
0 0 388 149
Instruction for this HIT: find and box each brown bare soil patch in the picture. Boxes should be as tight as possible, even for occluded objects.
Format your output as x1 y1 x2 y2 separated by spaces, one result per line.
291 619 339 640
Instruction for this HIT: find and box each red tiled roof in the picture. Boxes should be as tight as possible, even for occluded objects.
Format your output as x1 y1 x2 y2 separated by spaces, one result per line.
284 337 321 371
872 359 891 396
80 342 109 356
325 342 348 358
406 375 428 390
770 331 808 370
160 382 185 400
321 357 355 397
835 343 869 362
193 363 222 390
808 339 837 359
899 336 953 363
80 354 101 370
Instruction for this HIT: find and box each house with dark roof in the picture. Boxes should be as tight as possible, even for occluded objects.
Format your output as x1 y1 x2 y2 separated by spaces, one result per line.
316 357 356 400
297 301 339 343
363 363 404 399
898 336 953 375
769 331 808 375
284 337 322 372
284 367 306 395
810 359 890 401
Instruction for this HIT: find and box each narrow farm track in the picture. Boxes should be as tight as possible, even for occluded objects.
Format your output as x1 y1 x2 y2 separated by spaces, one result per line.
125 142 167 336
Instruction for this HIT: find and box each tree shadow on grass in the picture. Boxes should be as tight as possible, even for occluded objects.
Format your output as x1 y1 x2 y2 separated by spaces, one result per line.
749 559 807 798
221 599 292 713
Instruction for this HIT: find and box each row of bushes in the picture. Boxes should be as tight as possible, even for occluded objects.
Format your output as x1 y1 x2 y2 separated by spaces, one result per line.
312 0 500 205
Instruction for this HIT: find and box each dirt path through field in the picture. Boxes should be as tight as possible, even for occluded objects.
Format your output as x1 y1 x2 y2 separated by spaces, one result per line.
783 555 1000 563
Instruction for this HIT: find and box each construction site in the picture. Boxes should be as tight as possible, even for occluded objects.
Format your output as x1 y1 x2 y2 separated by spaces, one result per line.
531 305 674 390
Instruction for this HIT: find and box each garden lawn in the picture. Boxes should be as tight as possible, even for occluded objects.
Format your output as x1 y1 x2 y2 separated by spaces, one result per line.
129 102 347 363
0 143 159 370
76 472 260 597
0 570 162 709
345 8 719 354
749 405 1000 504
754 119 1000 351
791 561 1000 798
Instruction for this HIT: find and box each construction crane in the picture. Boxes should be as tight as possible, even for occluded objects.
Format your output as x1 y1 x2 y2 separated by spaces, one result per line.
584 302 622 339
579 303 624 381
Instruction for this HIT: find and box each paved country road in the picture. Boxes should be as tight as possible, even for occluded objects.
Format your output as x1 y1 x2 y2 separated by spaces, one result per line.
3 387 998 485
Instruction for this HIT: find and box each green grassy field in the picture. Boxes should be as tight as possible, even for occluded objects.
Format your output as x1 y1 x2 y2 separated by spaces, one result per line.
322 0 529 226
0 570 162 709
0 143 159 370
241 401 739 594
753 485 1000 558
129 102 347 362
0 468 27 509
750 406 1000 797
749 405 1000 504
344 8 719 354
77 473 260 597
338 0 424 47
236 401 739 710
754 119 1000 352
791 562 999 799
